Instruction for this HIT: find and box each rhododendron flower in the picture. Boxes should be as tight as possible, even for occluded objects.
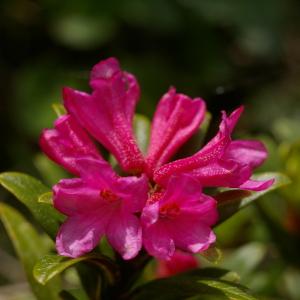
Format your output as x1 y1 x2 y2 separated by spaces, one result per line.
41 115 148 259
153 107 274 191
141 175 217 260
157 250 199 278
145 87 206 175
40 57 273 261
63 58 144 173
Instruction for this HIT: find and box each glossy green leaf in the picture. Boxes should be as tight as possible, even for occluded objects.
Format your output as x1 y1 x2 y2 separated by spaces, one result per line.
0 203 61 299
215 172 290 225
130 268 257 300
38 192 53 204
133 114 151 154
0 172 64 239
34 253 119 286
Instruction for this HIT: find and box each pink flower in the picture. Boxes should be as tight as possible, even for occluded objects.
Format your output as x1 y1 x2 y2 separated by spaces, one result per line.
141 175 217 260
146 87 206 175
63 57 144 173
41 115 148 259
156 250 199 278
40 57 273 260
153 107 274 191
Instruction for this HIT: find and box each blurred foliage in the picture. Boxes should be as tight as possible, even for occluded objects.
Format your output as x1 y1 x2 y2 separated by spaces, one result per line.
1 0 300 299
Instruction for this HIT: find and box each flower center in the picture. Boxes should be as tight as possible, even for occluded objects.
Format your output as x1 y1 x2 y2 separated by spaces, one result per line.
148 191 164 205
159 203 181 219
100 189 119 203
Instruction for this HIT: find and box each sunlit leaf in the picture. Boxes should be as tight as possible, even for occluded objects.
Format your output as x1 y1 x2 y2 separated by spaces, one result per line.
38 192 53 205
0 203 61 299
34 253 119 286
0 172 64 239
215 172 290 224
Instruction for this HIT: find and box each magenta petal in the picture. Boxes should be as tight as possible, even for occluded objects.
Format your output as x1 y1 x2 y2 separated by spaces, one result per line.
40 115 102 175
238 178 275 191
143 222 175 260
63 58 144 173
191 160 252 188
106 211 142 260
113 174 149 213
141 202 160 227
146 87 206 173
169 217 216 253
53 178 109 216
71 157 116 189
56 214 107 258
153 107 246 186
224 140 268 169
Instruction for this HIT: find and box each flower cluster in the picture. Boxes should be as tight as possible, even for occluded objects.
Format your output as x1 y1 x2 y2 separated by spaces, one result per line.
40 58 273 260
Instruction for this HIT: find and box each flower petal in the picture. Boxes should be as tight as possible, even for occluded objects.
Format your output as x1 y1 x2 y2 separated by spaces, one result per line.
153 108 243 186
56 214 107 258
143 222 175 260
146 87 206 173
169 216 216 253
40 115 102 175
191 160 252 188
224 140 268 169
63 58 144 173
53 178 108 216
106 211 142 260
113 174 149 213
238 178 275 191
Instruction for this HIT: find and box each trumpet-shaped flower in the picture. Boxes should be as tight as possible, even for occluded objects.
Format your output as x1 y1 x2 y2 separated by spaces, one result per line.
146 87 206 175
142 175 217 260
63 57 144 173
153 107 274 191
40 57 273 261
41 115 148 259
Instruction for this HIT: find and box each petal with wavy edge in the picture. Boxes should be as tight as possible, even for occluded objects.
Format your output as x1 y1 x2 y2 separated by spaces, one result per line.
106 211 142 260
224 140 268 169
146 87 206 173
63 58 144 173
56 213 108 258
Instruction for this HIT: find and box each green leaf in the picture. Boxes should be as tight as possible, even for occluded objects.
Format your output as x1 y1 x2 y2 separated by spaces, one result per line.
0 203 61 300
34 253 119 286
215 172 290 225
130 268 257 300
52 103 66 117
133 114 151 154
0 172 64 239
38 192 53 204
